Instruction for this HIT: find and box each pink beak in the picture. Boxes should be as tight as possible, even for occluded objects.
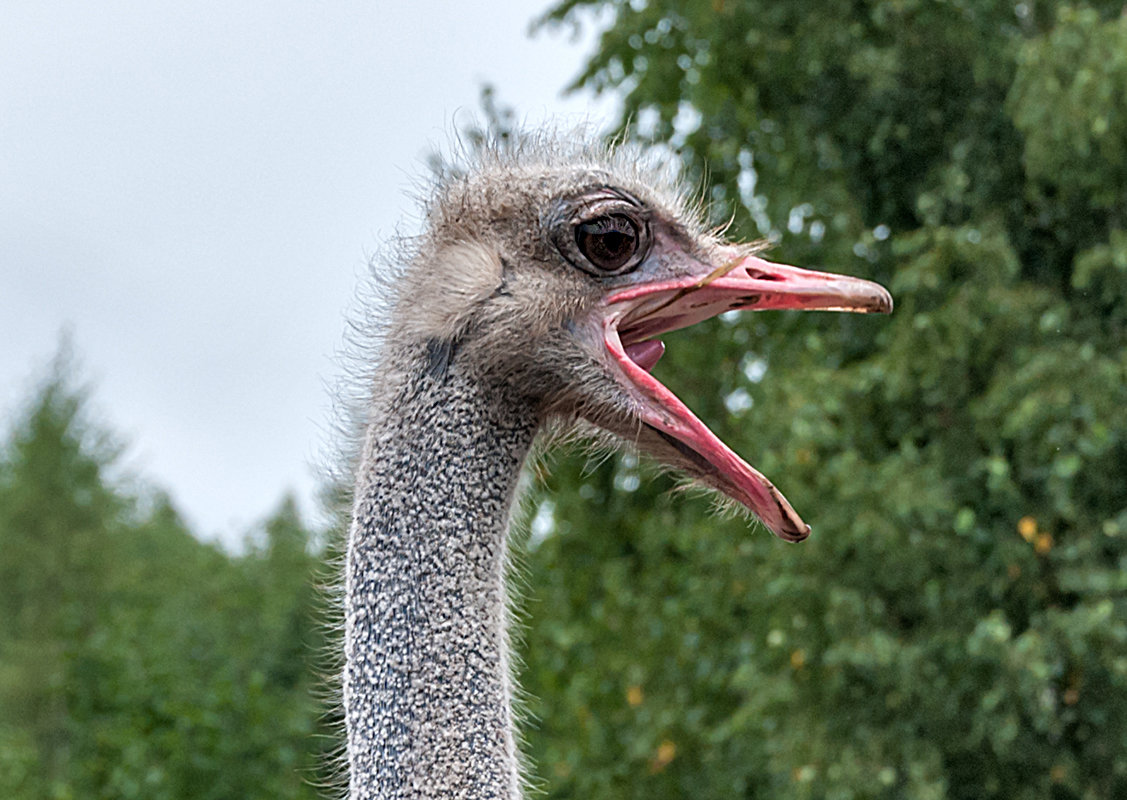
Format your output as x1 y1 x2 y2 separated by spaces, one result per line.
602 253 892 541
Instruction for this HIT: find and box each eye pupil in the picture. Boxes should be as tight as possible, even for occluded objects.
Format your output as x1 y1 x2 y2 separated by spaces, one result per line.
576 214 640 272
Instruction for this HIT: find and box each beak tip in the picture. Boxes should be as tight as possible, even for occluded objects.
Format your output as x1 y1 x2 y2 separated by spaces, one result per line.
855 283 893 314
878 286 894 314
779 523 812 543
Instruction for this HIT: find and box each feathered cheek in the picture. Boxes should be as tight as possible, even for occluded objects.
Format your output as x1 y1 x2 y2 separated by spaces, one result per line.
400 241 505 342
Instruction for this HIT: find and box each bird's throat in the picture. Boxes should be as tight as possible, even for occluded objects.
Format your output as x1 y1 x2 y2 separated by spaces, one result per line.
344 357 537 800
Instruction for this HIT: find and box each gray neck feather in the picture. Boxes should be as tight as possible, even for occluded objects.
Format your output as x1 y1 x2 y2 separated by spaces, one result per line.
345 345 538 800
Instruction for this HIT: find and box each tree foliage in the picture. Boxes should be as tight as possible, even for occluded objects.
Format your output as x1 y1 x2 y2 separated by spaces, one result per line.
0 357 333 800
517 2 1127 798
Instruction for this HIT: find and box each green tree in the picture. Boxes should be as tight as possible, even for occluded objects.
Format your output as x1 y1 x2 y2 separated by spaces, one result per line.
0 351 126 799
0 356 332 799
515 3 1127 798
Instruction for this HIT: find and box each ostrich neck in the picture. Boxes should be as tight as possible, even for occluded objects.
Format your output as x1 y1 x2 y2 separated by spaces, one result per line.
345 350 538 800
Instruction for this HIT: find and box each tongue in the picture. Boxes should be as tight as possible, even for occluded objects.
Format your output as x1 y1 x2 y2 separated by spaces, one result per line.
623 340 665 372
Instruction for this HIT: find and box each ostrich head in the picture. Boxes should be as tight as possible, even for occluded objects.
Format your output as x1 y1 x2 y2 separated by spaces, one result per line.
381 140 891 540
344 138 894 799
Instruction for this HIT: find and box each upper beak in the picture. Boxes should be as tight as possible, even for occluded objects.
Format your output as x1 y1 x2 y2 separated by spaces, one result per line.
608 252 893 345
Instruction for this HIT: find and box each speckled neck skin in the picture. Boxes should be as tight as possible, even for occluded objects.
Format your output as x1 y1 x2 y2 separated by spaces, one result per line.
345 347 538 800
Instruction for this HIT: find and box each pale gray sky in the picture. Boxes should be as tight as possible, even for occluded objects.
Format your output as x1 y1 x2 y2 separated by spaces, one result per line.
1 1 614 545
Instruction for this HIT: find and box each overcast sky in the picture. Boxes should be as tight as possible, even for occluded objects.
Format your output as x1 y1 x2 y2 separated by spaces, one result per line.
1 1 614 546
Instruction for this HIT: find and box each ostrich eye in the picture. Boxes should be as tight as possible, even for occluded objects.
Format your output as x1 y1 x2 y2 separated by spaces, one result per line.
576 214 641 273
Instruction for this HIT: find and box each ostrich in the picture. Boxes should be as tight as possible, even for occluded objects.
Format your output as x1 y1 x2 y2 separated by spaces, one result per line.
343 137 891 799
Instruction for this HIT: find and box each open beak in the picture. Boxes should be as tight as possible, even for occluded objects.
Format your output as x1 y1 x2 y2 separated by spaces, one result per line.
602 252 892 542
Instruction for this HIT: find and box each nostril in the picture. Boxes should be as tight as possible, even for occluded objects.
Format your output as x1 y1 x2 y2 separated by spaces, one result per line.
743 267 782 281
